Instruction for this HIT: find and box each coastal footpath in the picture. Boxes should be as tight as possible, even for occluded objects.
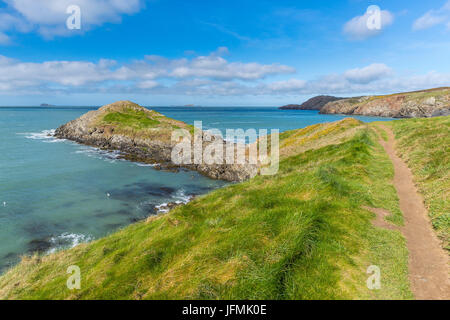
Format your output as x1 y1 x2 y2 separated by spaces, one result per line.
55 101 258 182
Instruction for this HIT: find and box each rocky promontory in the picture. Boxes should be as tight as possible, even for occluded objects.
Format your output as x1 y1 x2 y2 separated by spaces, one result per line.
320 87 450 118
279 95 346 110
55 101 258 182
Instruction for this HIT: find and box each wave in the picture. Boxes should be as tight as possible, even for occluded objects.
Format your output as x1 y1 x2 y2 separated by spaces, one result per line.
135 163 157 167
173 189 194 204
74 146 123 163
46 233 93 254
154 189 194 214
75 147 160 168
155 202 170 213
19 129 66 143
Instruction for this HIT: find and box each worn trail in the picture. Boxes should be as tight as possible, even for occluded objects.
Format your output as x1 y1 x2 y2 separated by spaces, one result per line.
376 124 449 300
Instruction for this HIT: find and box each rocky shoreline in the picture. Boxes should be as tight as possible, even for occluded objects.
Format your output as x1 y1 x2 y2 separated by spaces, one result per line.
55 101 258 182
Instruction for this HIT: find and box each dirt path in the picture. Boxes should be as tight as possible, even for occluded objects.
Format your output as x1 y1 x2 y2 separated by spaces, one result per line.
377 124 449 300
363 206 400 231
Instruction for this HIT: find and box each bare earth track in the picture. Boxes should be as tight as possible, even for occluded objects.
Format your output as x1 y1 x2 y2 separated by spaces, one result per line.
376 125 450 300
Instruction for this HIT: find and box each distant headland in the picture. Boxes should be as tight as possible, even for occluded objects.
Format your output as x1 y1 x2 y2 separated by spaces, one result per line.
279 87 450 118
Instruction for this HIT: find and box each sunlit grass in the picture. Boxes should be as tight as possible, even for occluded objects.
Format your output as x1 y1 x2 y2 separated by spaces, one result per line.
103 109 161 129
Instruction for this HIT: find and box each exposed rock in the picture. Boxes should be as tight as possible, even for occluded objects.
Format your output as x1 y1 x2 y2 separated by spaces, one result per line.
320 87 450 118
279 96 346 110
55 100 258 182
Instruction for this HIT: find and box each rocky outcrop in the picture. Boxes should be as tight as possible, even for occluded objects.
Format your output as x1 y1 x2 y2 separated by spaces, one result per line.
320 87 450 118
279 96 346 110
55 101 258 182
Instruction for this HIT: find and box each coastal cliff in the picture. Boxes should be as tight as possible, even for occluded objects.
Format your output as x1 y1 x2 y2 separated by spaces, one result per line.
279 95 346 110
320 87 450 118
55 101 257 182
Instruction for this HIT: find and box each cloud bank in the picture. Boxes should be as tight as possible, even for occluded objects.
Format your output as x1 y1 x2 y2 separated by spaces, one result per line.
0 49 448 98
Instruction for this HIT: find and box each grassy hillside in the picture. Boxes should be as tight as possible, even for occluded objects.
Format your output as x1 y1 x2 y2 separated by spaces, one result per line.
0 119 413 299
387 116 450 251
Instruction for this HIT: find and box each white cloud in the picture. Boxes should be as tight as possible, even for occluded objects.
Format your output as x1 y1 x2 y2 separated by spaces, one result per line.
413 12 446 30
0 0 144 41
413 1 450 31
0 11 32 43
267 79 306 92
343 6 394 40
137 80 160 89
0 32 11 45
170 56 295 80
344 63 392 84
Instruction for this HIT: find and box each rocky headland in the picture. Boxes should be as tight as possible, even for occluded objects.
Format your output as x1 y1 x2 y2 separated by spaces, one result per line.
279 95 346 110
320 87 450 118
55 100 258 182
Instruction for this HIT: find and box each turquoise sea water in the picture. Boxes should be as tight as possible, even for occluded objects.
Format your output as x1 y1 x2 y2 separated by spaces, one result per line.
0 106 392 272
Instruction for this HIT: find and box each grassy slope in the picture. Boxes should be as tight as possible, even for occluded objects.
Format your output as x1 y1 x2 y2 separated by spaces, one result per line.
386 116 450 251
325 87 450 110
0 119 412 300
368 87 449 102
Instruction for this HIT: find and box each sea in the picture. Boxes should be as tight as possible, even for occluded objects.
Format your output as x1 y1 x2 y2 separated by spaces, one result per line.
0 106 393 272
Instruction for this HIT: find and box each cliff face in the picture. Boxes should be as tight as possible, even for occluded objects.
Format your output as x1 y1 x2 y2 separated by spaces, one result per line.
55 101 257 182
279 95 346 110
320 88 450 118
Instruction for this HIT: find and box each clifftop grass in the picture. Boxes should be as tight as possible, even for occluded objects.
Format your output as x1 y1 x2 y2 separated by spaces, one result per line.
344 87 450 105
0 118 413 300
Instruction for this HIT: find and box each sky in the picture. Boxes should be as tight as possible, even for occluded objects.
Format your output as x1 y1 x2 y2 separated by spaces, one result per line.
0 0 449 106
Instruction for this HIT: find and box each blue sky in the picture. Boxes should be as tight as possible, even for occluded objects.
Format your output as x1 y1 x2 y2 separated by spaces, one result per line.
0 0 449 106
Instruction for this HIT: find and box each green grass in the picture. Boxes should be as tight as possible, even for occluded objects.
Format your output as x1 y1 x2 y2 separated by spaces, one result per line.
0 119 413 300
94 104 194 143
103 109 161 129
388 116 450 251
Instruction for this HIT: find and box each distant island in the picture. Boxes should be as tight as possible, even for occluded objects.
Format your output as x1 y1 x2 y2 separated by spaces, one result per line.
40 103 56 107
